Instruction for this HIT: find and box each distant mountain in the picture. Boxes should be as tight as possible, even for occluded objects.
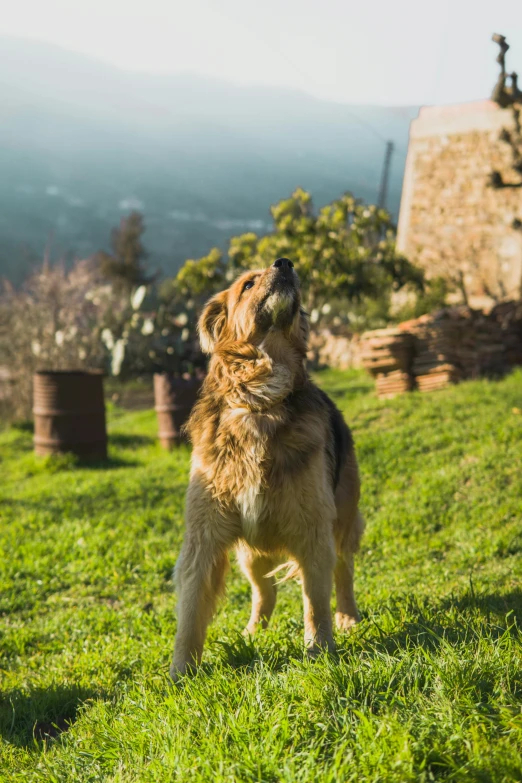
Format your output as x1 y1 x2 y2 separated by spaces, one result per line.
0 37 418 284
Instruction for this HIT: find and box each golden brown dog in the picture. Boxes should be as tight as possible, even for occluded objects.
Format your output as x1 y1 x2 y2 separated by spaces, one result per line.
171 258 363 680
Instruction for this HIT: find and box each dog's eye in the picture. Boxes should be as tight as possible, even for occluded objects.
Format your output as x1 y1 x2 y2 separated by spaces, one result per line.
243 280 255 291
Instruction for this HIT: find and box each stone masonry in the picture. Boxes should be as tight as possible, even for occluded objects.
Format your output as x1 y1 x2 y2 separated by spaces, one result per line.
397 101 522 306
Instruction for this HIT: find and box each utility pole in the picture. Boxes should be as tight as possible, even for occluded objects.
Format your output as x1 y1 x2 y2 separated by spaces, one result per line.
377 141 394 210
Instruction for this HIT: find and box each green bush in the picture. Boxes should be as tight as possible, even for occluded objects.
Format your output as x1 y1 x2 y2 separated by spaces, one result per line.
172 189 424 319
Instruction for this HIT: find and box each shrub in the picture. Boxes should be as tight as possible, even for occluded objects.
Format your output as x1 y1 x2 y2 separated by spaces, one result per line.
172 189 425 321
0 259 125 421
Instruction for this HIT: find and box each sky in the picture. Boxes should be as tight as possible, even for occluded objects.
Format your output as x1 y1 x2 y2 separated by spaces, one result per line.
2 0 522 106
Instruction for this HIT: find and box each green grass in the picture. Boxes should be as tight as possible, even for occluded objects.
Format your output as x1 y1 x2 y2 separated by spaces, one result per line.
1 369 521 782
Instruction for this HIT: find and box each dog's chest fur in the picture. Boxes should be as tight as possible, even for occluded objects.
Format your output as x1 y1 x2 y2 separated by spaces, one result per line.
214 408 279 540
189 348 329 543
235 458 266 538
195 403 326 546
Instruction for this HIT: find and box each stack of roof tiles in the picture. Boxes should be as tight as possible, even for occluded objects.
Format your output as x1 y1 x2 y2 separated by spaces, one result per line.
490 300 522 368
359 301 522 398
409 307 507 390
359 328 414 398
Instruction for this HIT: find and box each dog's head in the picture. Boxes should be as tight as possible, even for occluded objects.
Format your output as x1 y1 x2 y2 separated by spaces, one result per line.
198 258 308 354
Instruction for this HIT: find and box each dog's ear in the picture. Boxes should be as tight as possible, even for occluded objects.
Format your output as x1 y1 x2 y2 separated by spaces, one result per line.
198 290 228 353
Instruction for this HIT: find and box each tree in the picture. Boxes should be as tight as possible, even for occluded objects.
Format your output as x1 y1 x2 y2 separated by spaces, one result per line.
0 258 120 420
173 189 424 314
96 212 153 292
173 247 228 301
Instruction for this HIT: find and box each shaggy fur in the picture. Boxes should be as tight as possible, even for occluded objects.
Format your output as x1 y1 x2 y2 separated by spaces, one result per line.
170 259 364 680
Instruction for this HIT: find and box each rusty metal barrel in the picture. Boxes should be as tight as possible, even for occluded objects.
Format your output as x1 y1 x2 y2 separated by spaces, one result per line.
33 370 107 459
153 374 202 449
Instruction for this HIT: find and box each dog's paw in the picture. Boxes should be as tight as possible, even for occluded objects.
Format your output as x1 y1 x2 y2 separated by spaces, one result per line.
243 621 267 637
243 617 270 637
169 665 183 683
169 662 191 683
335 612 360 631
305 638 336 659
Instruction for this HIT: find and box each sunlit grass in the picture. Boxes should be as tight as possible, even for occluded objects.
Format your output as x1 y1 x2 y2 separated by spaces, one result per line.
1 369 521 781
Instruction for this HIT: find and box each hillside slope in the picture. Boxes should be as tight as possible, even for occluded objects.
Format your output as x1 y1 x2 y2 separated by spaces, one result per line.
0 38 417 283
0 369 521 780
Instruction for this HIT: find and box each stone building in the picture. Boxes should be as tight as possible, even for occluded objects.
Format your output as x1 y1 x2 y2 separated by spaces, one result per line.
397 100 522 307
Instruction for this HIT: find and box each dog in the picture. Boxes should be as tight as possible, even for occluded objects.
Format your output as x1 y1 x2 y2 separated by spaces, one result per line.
170 257 363 680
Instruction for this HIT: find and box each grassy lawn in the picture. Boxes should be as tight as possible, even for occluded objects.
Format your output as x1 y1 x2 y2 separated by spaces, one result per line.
0 368 521 782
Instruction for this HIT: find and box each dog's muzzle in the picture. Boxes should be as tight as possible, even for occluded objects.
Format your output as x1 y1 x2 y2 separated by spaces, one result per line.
273 257 294 273
258 259 299 325
268 258 297 294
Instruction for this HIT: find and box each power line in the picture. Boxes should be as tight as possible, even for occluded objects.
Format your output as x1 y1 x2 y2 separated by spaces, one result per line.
223 8 395 149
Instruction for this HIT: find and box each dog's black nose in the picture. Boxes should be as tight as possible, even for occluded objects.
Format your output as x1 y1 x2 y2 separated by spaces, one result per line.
273 258 294 269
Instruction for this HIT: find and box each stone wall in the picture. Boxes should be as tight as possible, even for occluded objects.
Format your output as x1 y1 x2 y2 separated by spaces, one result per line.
397 101 522 306
307 330 363 371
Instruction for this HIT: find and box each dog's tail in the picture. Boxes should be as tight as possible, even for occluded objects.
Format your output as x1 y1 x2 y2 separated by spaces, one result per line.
265 560 300 584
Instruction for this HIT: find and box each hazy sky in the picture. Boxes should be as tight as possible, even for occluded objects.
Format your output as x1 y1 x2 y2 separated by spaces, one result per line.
3 0 522 106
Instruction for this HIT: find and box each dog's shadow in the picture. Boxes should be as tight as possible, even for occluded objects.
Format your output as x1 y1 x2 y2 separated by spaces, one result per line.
205 588 522 679
0 684 101 748
213 632 305 674
440 588 522 618
336 588 522 660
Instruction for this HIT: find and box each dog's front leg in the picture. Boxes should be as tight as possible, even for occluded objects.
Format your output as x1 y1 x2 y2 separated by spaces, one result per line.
295 535 336 656
170 531 229 681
